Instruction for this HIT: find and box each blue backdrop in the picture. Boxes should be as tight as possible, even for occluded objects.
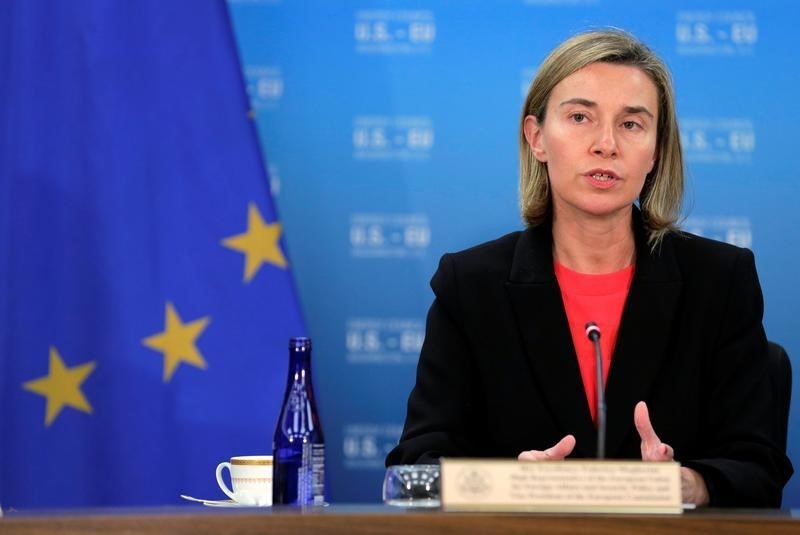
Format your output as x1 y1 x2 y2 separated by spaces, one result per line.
228 0 800 506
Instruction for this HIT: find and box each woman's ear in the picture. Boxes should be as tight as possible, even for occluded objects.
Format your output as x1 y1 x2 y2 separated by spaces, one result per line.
523 115 548 163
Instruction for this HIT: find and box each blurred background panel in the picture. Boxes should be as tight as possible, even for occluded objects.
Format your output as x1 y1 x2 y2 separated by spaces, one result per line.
227 0 800 505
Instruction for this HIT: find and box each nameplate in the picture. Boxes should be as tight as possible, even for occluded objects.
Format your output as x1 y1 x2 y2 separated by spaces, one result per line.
440 459 682 514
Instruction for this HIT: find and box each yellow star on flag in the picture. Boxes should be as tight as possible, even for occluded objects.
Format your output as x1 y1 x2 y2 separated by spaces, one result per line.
222 202 287 283
23 346 96 427
142 302 210 382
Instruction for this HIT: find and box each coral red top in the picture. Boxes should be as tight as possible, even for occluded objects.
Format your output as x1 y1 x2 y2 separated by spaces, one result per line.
553 261 635 424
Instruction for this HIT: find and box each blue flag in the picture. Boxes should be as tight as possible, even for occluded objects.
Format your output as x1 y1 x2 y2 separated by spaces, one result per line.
0 1 305 508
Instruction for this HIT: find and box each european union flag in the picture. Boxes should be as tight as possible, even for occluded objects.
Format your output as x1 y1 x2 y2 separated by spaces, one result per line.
0 1 305 508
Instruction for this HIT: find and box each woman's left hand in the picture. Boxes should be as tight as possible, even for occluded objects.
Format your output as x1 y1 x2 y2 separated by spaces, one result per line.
634 401 710 506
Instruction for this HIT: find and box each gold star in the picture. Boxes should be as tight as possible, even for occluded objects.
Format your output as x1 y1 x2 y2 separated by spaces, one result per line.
23 346 96 427
142 302 210 382
222 202 287 283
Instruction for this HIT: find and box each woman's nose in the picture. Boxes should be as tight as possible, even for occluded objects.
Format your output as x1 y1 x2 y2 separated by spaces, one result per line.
591 124 618 159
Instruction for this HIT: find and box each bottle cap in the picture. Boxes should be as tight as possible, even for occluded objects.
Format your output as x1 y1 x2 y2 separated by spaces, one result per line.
289 337 312 350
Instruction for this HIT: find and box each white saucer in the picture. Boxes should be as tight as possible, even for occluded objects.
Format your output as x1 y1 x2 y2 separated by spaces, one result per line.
180 494 270 507
203 499 266 508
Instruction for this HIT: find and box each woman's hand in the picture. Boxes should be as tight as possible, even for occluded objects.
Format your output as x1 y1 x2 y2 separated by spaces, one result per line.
634 401 674 461
634 401 709 506
518 434 576 461
518 403 709 505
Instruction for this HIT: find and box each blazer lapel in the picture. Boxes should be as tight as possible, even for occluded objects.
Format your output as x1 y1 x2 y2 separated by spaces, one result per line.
505 224 598 457
604 215 683 457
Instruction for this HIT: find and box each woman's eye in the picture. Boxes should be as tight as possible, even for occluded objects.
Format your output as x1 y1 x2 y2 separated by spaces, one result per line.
622 120 640 130
571 113 586 123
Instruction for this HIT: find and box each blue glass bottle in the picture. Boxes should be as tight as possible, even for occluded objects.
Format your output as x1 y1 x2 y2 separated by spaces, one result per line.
272 337 325 505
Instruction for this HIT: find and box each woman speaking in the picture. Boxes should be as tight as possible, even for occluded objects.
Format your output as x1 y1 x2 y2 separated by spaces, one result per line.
386 29 792 507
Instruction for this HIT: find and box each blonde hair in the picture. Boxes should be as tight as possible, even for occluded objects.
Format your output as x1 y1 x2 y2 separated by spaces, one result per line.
519 29 683 247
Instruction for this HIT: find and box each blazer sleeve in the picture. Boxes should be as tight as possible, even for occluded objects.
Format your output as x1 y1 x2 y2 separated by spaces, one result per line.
385 253 486 465
681 248 793 506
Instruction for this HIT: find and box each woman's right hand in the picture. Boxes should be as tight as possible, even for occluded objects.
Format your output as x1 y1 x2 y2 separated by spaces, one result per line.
517 434 576 461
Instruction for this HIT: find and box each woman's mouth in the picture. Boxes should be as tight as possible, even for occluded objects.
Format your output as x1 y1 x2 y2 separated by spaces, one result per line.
585 170 619 189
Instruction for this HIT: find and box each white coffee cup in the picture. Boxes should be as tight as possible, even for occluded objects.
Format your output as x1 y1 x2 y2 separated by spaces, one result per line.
215 455 273 506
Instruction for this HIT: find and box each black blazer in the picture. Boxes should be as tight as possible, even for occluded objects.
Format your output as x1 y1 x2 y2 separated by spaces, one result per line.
387 211 792 507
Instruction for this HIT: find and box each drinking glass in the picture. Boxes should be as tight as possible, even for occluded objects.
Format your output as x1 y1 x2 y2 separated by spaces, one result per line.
382 465 441 508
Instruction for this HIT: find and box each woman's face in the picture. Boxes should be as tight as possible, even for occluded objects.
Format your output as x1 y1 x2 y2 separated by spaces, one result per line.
524 62 659 222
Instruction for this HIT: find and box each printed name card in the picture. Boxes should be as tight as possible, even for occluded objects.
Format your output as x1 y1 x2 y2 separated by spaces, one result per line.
440 459 682 514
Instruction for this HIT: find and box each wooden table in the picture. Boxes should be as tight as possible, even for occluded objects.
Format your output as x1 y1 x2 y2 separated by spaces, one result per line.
2 504 799 534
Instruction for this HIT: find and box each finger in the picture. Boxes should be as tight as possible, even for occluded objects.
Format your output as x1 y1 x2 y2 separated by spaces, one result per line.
634 401 674 461
518 450 547 461
517 435 577 461
642 441 674 462
633 401 660 448
548 434 576 459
